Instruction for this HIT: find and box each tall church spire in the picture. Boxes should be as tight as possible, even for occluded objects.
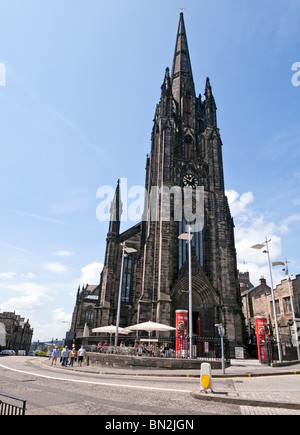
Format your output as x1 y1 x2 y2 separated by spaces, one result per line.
171 13 195 104
204 77 217 127
108 179 122 236
77 13 245 354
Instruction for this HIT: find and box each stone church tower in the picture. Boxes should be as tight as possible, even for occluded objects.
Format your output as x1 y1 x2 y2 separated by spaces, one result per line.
71 13 244 352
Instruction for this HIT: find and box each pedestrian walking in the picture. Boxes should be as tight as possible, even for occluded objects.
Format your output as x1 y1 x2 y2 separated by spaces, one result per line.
61 346 70 367
137 343 143 356
52 346 60 365
77 345 86 366
69 348 76 367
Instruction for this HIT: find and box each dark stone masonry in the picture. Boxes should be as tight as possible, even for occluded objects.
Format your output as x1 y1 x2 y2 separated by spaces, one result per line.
71 14 245 357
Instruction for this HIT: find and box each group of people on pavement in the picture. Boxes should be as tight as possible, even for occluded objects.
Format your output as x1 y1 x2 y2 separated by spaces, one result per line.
51 345 86 367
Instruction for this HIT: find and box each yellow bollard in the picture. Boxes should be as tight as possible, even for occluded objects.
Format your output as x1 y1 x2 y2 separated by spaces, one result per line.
200 363 213 393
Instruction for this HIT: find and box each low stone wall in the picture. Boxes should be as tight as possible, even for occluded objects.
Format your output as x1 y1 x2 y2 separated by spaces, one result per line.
86 352 229 370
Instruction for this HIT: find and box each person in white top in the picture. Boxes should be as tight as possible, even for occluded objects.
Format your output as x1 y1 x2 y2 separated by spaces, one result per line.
77 345 86 366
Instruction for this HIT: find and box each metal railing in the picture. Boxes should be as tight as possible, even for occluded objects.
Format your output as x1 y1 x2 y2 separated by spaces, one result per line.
0 393 26 415
85 335 230 361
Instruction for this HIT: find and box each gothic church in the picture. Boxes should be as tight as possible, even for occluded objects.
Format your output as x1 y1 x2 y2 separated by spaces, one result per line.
70 14 245 352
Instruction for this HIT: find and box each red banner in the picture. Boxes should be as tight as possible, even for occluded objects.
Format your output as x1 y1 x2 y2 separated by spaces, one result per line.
255 317 269 362
176 310 188 358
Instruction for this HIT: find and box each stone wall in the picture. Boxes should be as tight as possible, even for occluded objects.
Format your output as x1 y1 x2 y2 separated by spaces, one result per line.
86 352 229 370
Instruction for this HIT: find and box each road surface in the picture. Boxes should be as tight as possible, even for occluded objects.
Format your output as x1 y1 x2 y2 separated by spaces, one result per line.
1 356 299 416
0 356 239 416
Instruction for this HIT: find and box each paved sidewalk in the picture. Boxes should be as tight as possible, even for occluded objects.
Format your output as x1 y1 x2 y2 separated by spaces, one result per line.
45 357 300 377
194 359 300 410
43 358 300 410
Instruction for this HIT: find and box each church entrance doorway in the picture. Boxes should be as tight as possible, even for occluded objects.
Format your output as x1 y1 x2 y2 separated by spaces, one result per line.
192 308 217 357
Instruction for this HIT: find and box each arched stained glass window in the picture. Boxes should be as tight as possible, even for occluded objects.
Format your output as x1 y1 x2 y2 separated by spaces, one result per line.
85 309 93 326
121 257 132 303
178 220 203 269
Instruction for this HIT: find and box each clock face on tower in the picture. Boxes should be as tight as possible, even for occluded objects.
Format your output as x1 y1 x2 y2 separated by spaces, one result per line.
183 174 198 188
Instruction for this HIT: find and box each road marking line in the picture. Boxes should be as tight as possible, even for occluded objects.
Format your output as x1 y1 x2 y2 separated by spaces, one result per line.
0 363 189 394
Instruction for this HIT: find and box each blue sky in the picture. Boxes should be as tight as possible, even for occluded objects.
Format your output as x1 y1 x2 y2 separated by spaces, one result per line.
0 0 299 341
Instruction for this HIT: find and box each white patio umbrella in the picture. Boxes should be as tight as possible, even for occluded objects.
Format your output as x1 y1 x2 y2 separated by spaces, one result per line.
92 325 130 344
127 321 175 346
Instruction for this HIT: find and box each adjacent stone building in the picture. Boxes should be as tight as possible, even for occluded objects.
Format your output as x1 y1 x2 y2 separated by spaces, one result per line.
0 312 33 354
241 273 300 345
71 284 100 338
70 14 245 354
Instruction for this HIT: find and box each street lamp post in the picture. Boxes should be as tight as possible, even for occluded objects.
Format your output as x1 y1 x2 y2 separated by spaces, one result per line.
215 323 225 374
272 259 300 360
62 321 70 330
115 243 137 350
251 238 283 363
178 226 193 359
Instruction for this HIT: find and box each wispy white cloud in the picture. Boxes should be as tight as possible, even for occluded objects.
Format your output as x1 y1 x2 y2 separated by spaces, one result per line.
0 272 16 279
3 209 86 229
49 188 92 215
0 295 44 313
226 189 299 286
78 262 103 286
278 214 300 234
0 281 49 297
21 272 35 279
0 271 35 281
0 279 51 318
31 307 72 341
6 61 39 101
54 251 74 257
43 262 67 273
0 240 34 255
0 277 72 338
226 190 254 219
4 209 71 225
49 108 112 162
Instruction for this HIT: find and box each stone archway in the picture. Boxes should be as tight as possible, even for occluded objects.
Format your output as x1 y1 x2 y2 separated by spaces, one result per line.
171 256 220 337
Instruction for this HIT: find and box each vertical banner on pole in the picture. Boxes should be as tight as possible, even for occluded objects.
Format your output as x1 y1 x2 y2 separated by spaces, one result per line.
255 316 269 363
176 310 188 358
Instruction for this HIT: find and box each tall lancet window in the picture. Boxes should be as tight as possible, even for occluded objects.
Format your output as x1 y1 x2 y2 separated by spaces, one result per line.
178 220 203 269
85 308 93 327
121 257 132 303
184 92 192 126
184 135 193 159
